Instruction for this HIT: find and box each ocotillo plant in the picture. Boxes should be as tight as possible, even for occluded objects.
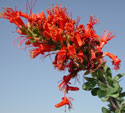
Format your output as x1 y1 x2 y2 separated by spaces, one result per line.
0 1 125 113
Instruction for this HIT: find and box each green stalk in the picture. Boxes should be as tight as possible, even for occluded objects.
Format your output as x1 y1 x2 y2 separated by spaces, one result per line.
108 97 119 112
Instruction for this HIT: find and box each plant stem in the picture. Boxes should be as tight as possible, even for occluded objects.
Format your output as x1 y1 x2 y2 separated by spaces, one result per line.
108 97 119 112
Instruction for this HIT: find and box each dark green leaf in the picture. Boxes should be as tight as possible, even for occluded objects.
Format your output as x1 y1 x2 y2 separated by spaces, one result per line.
91 88 99 96
107 82 120 96
114 73 125 81
82 81 96 91
119 92 125 97
105 76 114 86
97 90 107 98
96 69 103 79
102 107 111 113
106 67 112 78
122 106 125 111
84 77 95 82
98 81 107 90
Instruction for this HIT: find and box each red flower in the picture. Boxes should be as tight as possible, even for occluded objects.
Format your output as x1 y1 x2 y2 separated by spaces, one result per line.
76 24 85 38
1 3 122 110
46 4 74 30
103 52 121 70
58 74 72 92
0 8 25 27
67 45 76 59
90 49 96 61
64 22 75 33
100 30 115 49
66 85 79 92
77 50 86 63
53 46 67 70
18 11 30 20
85 16 99 38
55 96 73 110
75 32 83 46
30 44 54 58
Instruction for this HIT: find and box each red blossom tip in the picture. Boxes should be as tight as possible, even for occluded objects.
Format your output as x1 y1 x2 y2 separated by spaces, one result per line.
103 52 121 70
55 96 72 109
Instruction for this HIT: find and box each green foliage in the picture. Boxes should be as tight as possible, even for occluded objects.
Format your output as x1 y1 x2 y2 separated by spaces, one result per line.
114 73 125 81
102 107 111 113
121 102 125 112
119 92 125 98
107 82 120 97
83 66 125 113
98 80 107 90
106 67 112 78
82 80 96 91
84 77 95 82
97 90 107 98
91 87 99 96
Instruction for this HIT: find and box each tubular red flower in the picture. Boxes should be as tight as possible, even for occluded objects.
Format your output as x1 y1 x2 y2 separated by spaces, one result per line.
30 44 54 58
53 46 67 70
100 30 115 49
85 16 99 38
103 52 121 70
75 32 83 46
1 8 25 27
55 96 72 109
67 45 76 59
58 74 72 92
90 49 96 61
66 85 79 91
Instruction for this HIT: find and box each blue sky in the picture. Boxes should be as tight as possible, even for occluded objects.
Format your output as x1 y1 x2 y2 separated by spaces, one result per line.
0 0 125 113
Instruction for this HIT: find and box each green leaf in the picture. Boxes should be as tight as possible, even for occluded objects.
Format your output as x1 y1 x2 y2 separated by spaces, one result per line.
96 69 103 79
110 93 119 98
107 82 120 96
101 97 109 102
115 109 121 113
106 67 112 78
97 90 107 98
119 87 123 93
117 97 124 103
91 88 99 96
121 105 125 111
98 81 107 90
102 107 111 113
106 76 114 86
121 103 125 111
119 92 125 97
84 77 95 82
82 81 96 91
114 73 125 81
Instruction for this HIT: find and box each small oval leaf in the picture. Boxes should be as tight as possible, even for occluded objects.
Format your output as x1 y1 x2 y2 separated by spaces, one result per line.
97 90 107 98
102 107 111 113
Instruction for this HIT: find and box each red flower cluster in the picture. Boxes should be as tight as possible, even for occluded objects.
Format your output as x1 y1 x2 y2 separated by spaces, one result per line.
0 3 121 110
